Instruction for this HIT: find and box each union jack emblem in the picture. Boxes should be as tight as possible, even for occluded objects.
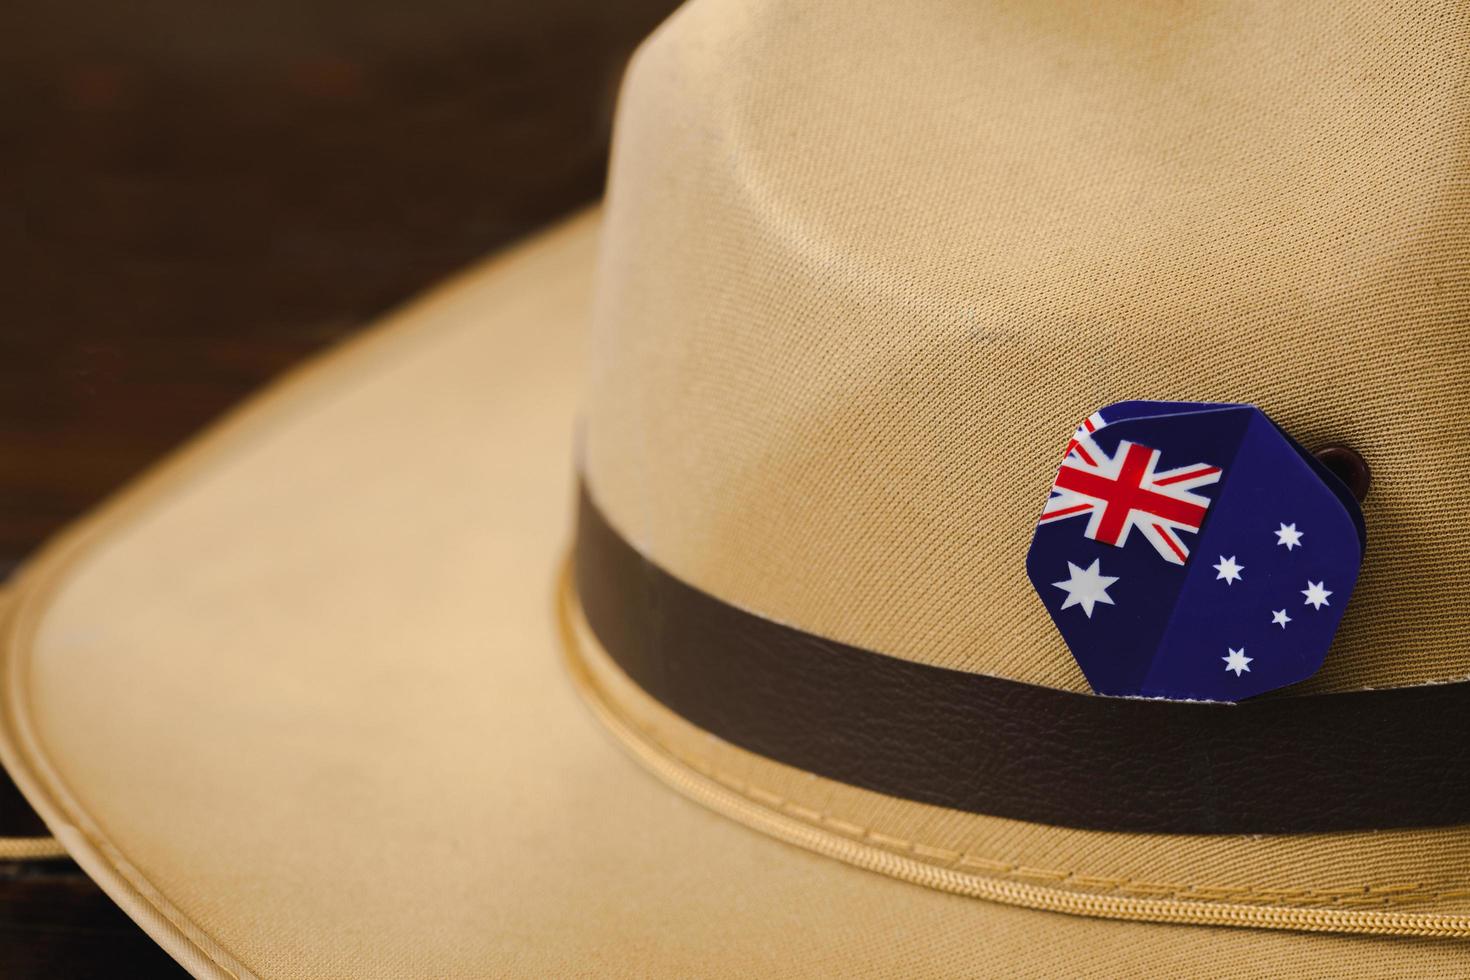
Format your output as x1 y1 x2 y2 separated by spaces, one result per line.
1039 414 1222 565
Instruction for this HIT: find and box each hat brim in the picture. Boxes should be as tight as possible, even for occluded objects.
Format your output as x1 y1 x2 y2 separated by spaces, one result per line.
0 210 1464 978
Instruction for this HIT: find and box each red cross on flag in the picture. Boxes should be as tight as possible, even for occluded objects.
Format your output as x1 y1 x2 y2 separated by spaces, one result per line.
1039 423 1222 565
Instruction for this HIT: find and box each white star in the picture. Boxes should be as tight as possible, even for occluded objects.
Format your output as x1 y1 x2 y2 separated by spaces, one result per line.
1302 581 1332 610
1222 647 1253 676
1271 609 1292 629
1274 522 1304 550
1212 555 1244 585
1051 559 1119 618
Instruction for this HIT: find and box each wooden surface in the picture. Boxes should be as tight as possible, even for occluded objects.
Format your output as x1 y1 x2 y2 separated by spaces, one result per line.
1 1 675 973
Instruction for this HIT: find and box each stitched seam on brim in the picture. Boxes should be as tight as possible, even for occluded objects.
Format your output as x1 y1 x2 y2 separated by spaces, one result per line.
558 559 1470 934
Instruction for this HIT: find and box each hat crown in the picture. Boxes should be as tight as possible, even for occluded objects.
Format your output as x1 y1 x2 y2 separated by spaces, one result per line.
583 0 1470 693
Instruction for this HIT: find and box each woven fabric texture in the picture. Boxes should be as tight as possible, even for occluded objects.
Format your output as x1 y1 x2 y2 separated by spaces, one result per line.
3 213 1466 975
584 0 1470 694
1 0 1468 973
570 597 1470 925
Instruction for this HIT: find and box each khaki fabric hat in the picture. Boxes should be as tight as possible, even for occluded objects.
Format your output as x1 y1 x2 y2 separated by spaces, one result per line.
3 0 1470 975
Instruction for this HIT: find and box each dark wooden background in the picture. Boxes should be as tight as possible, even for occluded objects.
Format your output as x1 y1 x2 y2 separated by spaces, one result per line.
1 0 676 973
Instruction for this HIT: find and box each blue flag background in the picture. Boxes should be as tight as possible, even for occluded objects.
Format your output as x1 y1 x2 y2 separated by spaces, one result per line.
1025 402 1364 702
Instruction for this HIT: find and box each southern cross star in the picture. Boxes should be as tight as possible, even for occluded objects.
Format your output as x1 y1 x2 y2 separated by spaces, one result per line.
1212 555 1244 584
1302 581 1332 609
1051 559 1118 618
1222 647 1252 676
1274 522 1304 550
1271 609 1292 629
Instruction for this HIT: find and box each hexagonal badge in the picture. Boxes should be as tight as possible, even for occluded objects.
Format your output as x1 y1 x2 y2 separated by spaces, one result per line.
1025 401 1366 702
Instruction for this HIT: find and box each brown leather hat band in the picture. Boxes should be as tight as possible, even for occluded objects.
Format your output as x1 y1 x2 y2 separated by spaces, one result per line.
574 484 1470 835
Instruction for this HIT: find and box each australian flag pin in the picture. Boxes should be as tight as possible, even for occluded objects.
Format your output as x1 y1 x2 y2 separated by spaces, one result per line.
1025 401 1366 702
